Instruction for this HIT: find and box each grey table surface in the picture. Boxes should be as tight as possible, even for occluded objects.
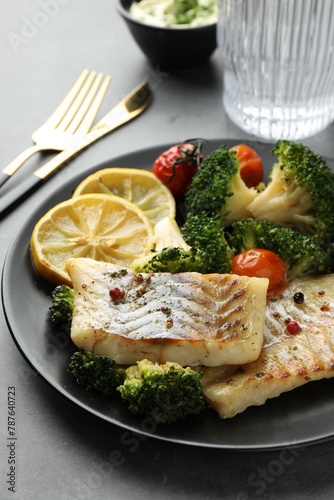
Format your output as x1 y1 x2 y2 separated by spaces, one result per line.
1 1 334 499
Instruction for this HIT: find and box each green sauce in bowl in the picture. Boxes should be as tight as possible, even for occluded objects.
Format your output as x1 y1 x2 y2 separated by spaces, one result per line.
129 0 217 28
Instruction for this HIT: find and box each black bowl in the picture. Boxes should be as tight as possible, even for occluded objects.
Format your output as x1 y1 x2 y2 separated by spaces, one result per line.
117 0 217 70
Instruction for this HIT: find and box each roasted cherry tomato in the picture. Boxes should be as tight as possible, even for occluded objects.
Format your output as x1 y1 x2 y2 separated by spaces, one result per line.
229 144 264 188
152 140 204 198
231 248 288 299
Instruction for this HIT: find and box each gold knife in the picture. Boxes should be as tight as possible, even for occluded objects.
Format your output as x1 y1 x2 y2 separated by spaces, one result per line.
0 81 152 218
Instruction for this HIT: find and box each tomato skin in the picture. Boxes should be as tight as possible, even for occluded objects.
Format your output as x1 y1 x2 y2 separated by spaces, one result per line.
231 248 288 299
229 144 264 188
152 142 203 198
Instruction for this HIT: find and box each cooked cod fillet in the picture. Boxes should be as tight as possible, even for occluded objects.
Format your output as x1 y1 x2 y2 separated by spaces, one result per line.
201 274 334 418
66 257 268 367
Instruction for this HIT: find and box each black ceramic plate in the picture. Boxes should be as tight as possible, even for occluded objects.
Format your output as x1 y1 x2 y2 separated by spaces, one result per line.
2 139 334 450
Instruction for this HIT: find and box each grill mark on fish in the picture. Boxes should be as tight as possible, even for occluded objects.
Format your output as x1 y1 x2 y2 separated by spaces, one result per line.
201 274 334 418
66 257 269 367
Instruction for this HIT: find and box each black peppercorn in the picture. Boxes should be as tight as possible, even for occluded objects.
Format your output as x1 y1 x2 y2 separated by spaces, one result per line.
293 292 304 304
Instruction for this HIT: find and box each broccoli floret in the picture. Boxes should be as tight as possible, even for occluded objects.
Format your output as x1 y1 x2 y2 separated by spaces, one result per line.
68 353 206 423
185 145 258 226
134 246 211 274
182 212 232 274
132 217 192 272
49 284 74 333
132 215 231 274
152 217 191 252
248 140 334 244
68 349 125 395
227 218 331 280
117 359 206 424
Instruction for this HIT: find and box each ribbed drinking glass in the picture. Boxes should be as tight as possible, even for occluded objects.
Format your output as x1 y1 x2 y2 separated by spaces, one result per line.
218 0 334 140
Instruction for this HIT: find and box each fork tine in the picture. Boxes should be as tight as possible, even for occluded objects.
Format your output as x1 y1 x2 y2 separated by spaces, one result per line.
65 72 103 133
75 75 111 134
56 71 98 131
44 69 90 128
66 73 111 134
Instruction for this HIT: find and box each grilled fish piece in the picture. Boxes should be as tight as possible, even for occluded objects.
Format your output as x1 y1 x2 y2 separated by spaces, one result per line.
66 257 268 367
201 274 334 418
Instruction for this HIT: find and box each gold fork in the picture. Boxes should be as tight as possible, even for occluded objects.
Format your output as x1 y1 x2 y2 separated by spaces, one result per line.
0 81 152 219
0 69 111 188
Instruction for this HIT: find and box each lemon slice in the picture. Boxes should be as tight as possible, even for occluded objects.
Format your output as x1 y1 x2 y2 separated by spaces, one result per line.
30 193 154 286
72 168 176 225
